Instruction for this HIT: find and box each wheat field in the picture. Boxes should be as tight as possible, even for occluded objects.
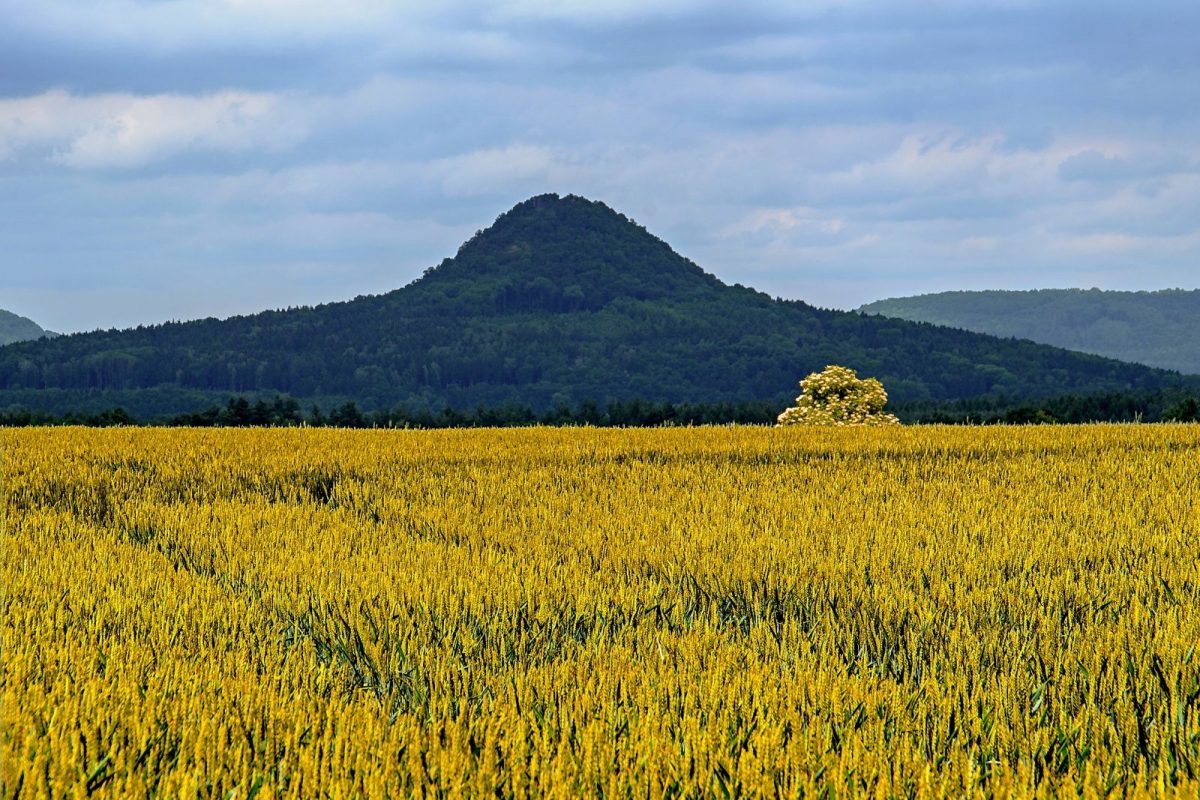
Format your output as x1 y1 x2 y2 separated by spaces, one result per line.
3 425 1199 798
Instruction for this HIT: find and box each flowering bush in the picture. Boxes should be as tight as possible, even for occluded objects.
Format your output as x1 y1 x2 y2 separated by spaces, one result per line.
777 364 900 427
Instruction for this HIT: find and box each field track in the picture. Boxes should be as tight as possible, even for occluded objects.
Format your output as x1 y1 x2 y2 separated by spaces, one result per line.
3 425 1200 798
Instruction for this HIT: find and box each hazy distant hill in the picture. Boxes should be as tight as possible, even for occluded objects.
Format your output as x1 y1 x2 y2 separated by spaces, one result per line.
859 289 1200 375
0 195 1190 418
0 309 56 346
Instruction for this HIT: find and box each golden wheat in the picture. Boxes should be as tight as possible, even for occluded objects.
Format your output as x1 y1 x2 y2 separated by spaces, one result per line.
2 425 1199 798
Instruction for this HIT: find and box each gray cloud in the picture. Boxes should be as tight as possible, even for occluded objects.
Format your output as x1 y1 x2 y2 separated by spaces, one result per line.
0 0 1198 331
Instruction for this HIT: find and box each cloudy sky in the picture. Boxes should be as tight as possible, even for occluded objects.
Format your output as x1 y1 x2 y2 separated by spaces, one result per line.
1 0 1197 333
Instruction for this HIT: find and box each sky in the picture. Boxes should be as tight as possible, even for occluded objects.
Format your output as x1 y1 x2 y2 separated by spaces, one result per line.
1 0 1198 333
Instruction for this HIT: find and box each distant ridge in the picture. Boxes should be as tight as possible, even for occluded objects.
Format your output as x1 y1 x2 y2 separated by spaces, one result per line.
0 309 56 346
0 195 1192 418
859 289 1200 375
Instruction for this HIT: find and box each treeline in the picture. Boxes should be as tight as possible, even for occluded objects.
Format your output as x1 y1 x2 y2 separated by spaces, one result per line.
0 396 783 428
3 390 1198 428
892 388 1200 425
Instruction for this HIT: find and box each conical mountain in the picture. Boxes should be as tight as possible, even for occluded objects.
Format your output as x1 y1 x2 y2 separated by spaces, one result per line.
416 193 725 306
0 194 1189 418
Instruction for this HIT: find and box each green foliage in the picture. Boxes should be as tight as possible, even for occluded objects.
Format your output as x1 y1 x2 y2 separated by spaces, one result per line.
0 196 1194 420
1164 397 1200 423
895 388 1200 425
0 396 786 428
859 289 1200 375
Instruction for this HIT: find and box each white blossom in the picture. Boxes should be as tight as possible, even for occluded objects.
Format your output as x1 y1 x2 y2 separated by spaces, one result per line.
777 365 900 427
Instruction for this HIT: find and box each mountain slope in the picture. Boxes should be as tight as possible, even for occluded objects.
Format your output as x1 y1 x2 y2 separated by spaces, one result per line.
859 289 1200 375
0 195 1191 418
0 309 55 346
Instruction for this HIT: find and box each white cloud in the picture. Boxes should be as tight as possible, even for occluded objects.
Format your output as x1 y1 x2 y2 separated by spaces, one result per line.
429 145 563 198
725 207 846 237
817 132 1019 199
0 89 309 168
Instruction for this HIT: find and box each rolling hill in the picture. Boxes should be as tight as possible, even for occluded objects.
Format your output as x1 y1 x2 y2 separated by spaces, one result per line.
0 309 56 346
0 195 1192 419
859 289 1200 375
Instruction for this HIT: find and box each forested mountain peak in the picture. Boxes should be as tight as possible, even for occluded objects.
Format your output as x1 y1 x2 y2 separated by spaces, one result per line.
407 193 725 311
